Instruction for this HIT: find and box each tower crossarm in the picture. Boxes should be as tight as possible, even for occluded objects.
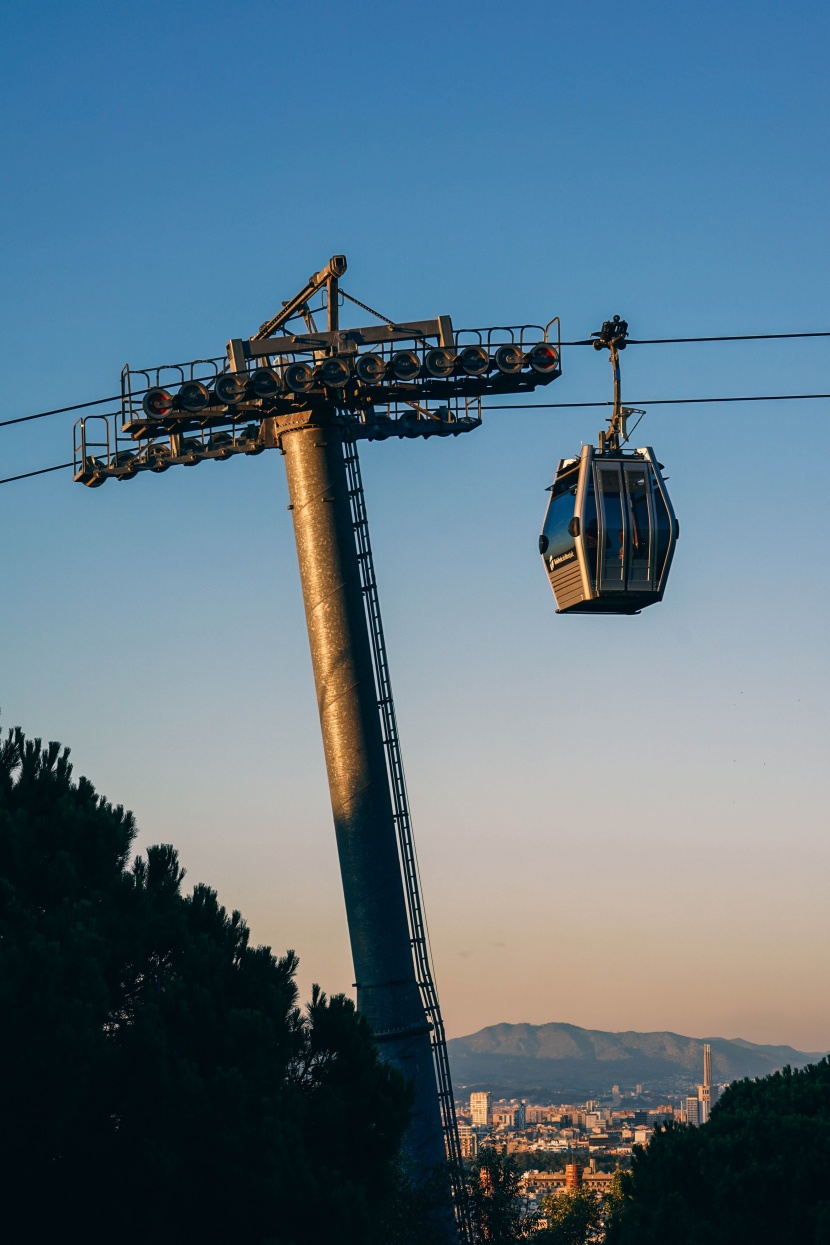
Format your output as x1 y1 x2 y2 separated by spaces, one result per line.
72 315 560 487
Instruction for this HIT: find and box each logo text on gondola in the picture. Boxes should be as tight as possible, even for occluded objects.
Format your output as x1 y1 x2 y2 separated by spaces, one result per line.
548 548 577 571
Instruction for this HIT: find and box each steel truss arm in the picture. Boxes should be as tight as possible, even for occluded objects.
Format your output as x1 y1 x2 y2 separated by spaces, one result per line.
254 254 348 342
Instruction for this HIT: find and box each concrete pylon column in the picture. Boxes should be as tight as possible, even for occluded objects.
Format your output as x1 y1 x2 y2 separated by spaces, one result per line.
281 420 446 1177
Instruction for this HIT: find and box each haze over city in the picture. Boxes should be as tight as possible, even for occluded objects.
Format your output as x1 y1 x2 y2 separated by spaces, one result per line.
2 0 828 1058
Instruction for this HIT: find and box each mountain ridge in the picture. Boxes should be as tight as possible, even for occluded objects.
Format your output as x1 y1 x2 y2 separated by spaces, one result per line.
447 1021 826 1098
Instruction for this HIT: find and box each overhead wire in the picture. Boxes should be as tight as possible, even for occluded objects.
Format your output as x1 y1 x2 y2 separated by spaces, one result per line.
559 330 830 345
0 462 75 485
483 392 830 410
621 330 830 345
1 394 122 428
2 329 830 431
2 329 829 485
2 389 828 487
0 369 225 429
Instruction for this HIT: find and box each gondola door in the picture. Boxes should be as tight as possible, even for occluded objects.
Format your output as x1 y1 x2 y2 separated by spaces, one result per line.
596 462 627 594
623 463 652 591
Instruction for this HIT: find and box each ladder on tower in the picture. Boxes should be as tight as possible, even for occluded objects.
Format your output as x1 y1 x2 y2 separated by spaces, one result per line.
343 433 473 1243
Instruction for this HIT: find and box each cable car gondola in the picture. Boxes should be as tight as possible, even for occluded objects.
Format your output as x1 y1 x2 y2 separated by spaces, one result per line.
538 315 679 615
539 442 678 614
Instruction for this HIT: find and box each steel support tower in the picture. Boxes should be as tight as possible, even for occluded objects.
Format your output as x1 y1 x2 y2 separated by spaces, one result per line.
74 257 563 1241
282 419 445 1171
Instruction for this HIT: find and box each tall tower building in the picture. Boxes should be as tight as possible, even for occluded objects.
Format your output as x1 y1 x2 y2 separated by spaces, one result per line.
458 1125 479 1158
697 1042 713 1122
565 1162 582 1190
470 1091 492 1128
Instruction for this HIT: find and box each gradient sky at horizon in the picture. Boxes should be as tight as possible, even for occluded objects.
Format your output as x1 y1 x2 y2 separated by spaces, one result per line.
2 1 829 1051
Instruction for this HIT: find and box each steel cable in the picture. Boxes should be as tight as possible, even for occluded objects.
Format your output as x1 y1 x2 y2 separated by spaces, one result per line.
3 332 830 431
3 391 829 486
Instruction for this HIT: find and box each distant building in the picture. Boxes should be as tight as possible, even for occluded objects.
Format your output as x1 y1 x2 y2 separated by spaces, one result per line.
583 1168 616 1197
524 1166 617 1202
564 1162 582 1190
699 1042 714 1120
696 1090 710 1124
696 1043 714 1122
458 1125 479 1158
470 1091 492 1128
526 1106 551 1124
681 1044 715 1126
514 1101 527 1130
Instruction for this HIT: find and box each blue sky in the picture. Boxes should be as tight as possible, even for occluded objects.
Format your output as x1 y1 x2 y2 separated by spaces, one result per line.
2 1 829 1050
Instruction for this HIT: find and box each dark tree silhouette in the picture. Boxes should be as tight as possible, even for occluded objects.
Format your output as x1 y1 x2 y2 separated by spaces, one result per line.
539 1186 605 1244
466 1145 540 1242
0 724 412 1245
606 1058 830 1245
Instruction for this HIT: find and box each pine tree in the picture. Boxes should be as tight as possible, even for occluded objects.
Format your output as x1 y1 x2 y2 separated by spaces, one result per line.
0 723 411 1245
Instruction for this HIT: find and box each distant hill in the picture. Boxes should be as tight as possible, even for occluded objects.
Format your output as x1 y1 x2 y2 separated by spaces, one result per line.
447 1022 826 1099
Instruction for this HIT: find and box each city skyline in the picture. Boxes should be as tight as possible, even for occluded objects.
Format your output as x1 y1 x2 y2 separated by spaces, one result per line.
2 2 829 1051
456 1042 729 1161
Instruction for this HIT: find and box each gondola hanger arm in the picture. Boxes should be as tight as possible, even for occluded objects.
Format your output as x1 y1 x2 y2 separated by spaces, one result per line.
591 316 631 452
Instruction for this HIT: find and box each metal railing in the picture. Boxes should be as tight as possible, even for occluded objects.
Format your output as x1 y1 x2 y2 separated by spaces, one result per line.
342 433 473 1243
